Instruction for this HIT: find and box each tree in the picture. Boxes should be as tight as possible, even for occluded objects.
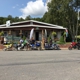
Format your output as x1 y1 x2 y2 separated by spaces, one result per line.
25 15 32 20
32 17 42 22
42 0 80 41
7 15 13 23
14 17 19 22
0 17 4 24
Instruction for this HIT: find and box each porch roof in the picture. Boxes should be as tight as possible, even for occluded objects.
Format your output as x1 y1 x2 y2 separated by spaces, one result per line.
0 20 66 30
0 24 66 30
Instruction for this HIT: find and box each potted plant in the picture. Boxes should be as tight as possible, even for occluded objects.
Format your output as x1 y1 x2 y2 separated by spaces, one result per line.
63 32 66 43
52 31 57 41
0 31 4 44
0 31 4 36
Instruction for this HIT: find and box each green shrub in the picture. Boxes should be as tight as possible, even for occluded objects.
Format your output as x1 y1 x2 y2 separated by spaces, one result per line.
48 34 52 43
59 36 64 42
63 32 66 36
0 31 4 36
56 41 65 44
57 35 66 44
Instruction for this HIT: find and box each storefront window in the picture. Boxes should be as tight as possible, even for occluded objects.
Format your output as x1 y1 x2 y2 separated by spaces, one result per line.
16 30 20 37
4 32 7 36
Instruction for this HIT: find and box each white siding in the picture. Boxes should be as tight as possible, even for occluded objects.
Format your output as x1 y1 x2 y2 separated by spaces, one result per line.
57 31 61 40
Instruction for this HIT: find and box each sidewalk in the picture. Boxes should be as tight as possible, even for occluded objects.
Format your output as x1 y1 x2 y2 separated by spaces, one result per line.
60 48 68 50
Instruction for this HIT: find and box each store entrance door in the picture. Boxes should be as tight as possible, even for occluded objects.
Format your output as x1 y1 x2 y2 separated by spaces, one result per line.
35 32 39 41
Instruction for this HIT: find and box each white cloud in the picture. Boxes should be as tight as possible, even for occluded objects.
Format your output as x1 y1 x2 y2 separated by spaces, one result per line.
19 0 48 19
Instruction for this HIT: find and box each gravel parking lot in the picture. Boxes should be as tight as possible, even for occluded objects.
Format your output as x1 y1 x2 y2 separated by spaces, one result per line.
0 50 80 80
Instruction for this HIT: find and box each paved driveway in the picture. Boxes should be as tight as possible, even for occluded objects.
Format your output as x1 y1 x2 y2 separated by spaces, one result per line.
0 50 80 80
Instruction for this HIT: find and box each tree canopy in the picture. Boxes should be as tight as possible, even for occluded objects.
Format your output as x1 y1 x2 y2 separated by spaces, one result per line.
42 0 80 40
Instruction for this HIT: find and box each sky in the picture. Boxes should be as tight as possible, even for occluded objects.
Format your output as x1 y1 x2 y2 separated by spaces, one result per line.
0 0 50 19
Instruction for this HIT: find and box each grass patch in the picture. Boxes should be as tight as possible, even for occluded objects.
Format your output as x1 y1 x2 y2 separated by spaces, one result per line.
56 41 66 44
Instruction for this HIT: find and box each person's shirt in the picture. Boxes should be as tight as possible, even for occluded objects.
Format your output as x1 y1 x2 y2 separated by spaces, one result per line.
4 37 7 42
31 39 35 44
24 39 29 44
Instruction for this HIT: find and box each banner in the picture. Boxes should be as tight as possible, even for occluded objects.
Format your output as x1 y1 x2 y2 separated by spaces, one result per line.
30 28 34 40
45 29 47 38
65 29 68 37
6 20 10 27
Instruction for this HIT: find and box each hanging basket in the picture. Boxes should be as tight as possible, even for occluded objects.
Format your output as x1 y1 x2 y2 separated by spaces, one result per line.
52 31 56 36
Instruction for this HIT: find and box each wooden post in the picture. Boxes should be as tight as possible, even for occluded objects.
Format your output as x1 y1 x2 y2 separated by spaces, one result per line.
42 30 44 49
8 30 11 35
19 30 22 37
20 30 22 34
